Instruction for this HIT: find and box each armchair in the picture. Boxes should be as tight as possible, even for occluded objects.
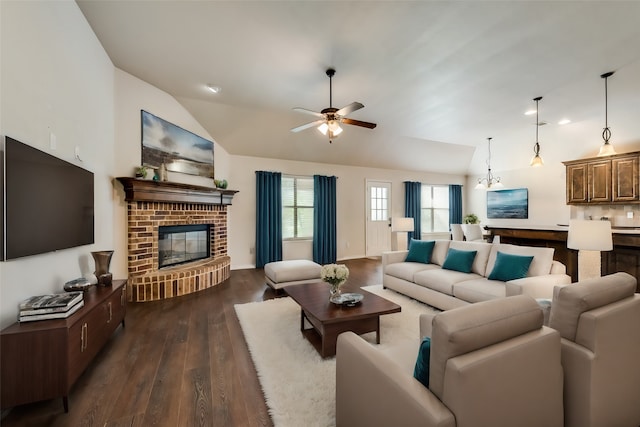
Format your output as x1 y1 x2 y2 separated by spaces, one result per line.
336 295 564 427
549 272 640 427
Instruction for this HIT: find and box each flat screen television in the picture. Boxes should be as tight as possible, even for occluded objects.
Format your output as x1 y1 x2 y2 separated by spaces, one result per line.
1 136 94 260
487 188 529 219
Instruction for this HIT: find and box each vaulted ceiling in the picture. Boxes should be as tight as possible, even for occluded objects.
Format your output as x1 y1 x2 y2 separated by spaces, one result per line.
77 1 640 175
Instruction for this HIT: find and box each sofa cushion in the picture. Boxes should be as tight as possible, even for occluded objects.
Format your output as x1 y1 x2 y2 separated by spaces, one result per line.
488 251 534 282
429 240 451 266
385 262 437 282
442 248 477 273
449 240 492 275
413 337 431 388
414 268 482 296
486 243 554 277
549 272 637 341
453 278 507 303
405 239 435 264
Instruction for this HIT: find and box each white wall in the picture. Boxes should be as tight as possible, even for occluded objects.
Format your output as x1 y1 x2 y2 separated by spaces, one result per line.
466 163 571 226
229 155 464 269
112 69 231 279
0 1 115 328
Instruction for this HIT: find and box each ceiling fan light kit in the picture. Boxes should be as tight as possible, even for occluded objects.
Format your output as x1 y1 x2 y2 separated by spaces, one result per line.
530 96 544 167
597 71 616 157
291 68 377 143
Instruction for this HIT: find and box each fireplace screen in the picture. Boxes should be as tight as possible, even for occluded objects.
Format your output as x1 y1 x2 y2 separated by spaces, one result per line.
158 224 210 268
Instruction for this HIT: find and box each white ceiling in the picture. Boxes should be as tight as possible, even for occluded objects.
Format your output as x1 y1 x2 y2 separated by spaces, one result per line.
76 0 640 175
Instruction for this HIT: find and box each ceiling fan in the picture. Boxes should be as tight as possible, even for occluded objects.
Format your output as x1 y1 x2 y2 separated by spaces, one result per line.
291 68 377 143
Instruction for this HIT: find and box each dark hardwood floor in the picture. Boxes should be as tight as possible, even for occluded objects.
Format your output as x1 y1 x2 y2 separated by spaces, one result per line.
1 257 382 427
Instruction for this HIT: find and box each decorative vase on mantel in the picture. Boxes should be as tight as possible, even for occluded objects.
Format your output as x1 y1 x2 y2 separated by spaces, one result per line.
91 250 114 286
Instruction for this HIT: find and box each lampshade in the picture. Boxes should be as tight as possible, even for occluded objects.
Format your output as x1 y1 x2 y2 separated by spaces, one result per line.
530 153 544 167
391 217 414 232
567 219 613 251
318 121 342 139
598 141 616 156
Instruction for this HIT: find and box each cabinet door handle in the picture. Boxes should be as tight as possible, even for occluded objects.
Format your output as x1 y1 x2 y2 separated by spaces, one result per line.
81 323 88 352
107 302 112 323
121 286 126 306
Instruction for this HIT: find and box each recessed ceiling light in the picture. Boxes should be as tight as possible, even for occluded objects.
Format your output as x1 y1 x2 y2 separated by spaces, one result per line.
558 118 571 125
524 109 537 116
206 84 221 94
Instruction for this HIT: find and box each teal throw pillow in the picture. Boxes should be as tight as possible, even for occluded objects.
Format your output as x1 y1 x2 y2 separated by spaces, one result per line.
405 239 435 264
488 251 534 281
441 248 477 273
413 337 431 388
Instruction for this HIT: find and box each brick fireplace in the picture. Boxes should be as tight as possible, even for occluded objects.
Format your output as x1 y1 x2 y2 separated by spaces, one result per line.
117 178 238 302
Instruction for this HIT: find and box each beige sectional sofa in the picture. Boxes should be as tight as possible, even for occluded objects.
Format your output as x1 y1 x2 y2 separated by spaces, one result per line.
336 295 564 427
383 240 571 310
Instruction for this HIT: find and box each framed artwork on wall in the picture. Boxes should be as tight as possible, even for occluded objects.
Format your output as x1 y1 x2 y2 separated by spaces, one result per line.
141 110 214 178
487 188 529 219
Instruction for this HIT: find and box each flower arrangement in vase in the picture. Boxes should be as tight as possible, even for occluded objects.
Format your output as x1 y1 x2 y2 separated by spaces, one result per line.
321 263 349 300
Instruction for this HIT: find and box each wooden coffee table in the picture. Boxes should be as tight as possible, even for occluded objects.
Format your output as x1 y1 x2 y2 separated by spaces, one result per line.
284 282 401 358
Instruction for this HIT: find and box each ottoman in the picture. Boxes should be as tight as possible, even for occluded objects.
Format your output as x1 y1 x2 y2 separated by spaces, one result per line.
264 259 322 292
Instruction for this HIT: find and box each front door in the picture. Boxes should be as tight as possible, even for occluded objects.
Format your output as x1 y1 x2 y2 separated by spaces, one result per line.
366 180 391 256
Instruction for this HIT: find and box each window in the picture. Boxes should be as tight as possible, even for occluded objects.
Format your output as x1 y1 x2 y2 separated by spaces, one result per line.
370 185 389 221
282 176 314 239
421 185 449 233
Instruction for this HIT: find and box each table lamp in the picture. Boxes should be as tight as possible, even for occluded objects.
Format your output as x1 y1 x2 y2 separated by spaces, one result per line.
567 219 613 281
391 217 414 251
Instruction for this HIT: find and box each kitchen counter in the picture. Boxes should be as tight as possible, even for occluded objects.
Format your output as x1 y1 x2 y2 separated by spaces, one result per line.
484 225 640 289
485 223 640 234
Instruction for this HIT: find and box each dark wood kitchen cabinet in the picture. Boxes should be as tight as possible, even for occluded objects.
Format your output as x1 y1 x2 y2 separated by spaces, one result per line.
564 151 640 205
612 155 639 202
1 280 126 412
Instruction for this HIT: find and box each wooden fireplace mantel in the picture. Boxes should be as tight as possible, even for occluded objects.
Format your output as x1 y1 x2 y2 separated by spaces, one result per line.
116 177 238 205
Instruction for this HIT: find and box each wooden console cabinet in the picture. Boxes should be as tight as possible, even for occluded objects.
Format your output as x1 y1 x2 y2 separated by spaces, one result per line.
0 280 126 412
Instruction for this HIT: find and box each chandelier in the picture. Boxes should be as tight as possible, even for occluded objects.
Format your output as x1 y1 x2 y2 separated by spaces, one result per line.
597 71 616 156
475 137 504 190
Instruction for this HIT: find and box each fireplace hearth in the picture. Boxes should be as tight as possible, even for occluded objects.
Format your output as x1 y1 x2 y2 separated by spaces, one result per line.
116 178 238 302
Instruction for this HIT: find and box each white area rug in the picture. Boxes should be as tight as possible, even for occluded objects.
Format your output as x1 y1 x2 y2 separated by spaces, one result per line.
234 285 438 427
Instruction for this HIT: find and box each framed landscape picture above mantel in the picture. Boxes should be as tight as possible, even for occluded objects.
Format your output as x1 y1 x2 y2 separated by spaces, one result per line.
487 188 528 219
141 110 214 178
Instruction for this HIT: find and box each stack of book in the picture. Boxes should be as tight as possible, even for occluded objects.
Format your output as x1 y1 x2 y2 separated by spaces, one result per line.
18 292 84 322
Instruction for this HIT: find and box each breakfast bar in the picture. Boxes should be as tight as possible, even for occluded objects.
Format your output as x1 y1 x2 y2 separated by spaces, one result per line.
485 224 640 290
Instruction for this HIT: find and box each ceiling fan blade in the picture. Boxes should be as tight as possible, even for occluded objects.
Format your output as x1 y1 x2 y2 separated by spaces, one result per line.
336 102 364 116
293 107 325 119
342 117 377 129
291 119 326 133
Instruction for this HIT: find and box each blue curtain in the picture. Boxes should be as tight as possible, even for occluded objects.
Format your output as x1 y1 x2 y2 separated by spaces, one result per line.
313 175 337 264
255 171 282 268
449 184 463 226
404 181 422 242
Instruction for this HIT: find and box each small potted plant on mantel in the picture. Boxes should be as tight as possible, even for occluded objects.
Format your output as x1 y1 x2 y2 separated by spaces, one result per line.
134 165 148 179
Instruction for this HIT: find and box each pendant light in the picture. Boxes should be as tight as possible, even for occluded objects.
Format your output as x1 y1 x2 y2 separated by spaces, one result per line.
530 96 544 167
475 137 504 190
597 71 616 157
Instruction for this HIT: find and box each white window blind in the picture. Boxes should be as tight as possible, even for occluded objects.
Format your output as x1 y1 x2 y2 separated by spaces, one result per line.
421 185 449 233
282 176 314 239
